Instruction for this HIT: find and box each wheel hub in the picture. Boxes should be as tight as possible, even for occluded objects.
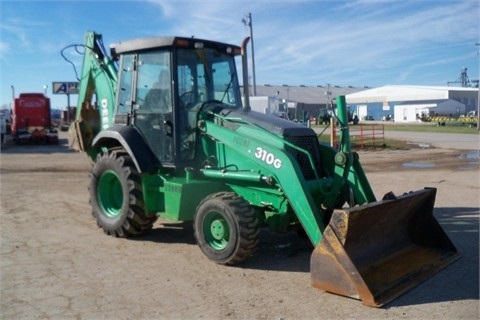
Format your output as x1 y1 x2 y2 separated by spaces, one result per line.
204 212 230 250
97 170 123 218
210 219 226 240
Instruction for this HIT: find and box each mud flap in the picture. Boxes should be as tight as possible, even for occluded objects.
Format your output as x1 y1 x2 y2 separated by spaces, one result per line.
311 187 459 307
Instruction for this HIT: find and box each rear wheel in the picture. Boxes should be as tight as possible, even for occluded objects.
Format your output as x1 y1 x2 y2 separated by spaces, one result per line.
194 192 259 265
89 150 157 237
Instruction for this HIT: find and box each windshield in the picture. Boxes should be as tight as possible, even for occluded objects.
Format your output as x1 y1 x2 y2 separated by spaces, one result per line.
176 47 241 108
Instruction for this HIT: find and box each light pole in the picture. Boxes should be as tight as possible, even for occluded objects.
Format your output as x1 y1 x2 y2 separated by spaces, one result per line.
43 85 48 96
242 12 257 96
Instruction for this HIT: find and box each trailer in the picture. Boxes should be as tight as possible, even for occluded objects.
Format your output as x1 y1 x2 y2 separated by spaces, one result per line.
11 93 58 144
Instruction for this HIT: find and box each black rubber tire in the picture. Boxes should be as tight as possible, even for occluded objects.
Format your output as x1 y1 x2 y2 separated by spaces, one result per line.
89 150 157 237
194 192 259 265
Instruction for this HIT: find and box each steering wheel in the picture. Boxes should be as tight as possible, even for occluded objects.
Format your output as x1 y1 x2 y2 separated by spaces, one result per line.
180 91 197 108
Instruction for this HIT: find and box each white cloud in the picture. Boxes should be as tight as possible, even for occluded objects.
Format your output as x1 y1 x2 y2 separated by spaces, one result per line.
0 41 10 55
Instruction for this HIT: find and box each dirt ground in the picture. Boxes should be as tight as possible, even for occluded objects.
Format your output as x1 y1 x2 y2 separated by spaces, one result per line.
1 131 478 320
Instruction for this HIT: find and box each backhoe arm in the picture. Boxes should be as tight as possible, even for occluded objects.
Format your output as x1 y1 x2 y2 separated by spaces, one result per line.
68 32 118 155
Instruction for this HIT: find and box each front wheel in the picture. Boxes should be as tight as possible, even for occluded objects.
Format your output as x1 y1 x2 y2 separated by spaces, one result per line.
89 150 157 237
194 192 259 265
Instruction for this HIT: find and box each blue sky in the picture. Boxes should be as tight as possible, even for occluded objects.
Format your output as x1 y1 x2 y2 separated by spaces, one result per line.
1 0 479 109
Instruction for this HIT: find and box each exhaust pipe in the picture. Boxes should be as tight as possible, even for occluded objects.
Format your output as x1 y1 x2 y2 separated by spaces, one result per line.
241 37 251 112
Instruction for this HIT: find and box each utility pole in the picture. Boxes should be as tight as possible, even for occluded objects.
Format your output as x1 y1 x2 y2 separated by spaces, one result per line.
325 84 332 110
242 12 257 96
476 43 479 131
477 87 479 131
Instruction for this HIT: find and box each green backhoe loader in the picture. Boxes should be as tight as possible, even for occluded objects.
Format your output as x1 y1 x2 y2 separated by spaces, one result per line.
65 32 458 307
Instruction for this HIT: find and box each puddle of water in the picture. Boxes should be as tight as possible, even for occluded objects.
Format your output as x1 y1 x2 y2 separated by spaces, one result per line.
457 150 480 168
458 150 480 160
402 150 479 170
402 162 436 168
407 142 431 148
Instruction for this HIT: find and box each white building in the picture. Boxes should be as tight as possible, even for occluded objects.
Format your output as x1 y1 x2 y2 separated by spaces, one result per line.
346 85 478 122
394 99 465 122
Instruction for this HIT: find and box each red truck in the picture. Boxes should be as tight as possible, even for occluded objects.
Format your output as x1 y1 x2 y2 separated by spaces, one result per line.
11 93 58 144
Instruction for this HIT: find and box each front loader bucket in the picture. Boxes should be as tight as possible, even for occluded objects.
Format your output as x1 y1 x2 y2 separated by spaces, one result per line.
311 187 459 307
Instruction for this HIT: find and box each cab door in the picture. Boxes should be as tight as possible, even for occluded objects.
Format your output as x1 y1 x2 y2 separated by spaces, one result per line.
133 51 174 165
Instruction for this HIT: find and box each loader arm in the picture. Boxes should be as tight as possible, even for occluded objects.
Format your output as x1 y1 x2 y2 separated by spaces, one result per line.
197 105 372 245
197 96 376 242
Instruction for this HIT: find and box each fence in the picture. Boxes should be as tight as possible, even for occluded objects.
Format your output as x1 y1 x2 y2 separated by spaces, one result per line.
331 122 385 149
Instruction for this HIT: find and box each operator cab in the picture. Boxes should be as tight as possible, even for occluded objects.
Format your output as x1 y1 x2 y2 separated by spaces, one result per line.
111 37 242 168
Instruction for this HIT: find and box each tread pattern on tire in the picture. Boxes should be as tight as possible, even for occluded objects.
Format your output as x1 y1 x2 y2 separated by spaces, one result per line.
89 150 157 237
194 191 259 265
